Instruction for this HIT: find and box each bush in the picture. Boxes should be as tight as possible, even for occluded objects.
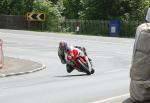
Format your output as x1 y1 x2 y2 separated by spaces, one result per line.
119 21 141 37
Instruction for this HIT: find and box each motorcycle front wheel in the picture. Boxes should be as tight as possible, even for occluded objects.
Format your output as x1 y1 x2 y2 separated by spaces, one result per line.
77 58 91 75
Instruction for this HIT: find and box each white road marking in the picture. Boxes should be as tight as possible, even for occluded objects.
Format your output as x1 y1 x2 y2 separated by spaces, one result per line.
91 93 129 103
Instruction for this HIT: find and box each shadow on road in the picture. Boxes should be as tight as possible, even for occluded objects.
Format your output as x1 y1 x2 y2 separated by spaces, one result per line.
54 74 89 77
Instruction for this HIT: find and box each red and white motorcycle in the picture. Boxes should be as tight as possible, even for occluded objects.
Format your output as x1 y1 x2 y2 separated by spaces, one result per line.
65 47 94 75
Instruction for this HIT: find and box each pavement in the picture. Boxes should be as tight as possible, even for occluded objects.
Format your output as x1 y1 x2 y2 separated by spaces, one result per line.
0 56 46 77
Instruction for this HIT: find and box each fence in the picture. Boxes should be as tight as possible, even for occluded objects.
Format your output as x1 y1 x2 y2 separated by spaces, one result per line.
0 15 142 37
0 15 42 30
61 19 142 37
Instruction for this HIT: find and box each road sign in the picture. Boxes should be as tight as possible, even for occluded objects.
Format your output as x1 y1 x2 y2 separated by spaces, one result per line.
27 12 46 22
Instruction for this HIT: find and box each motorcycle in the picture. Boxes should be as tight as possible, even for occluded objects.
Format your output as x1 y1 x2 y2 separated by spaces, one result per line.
65 48 94 75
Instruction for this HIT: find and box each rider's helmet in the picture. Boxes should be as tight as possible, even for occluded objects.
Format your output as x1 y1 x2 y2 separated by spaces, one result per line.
59 41 71 52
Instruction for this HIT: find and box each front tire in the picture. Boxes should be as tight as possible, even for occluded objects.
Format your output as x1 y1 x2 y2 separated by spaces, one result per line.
90 69 95 74
77 58 91 75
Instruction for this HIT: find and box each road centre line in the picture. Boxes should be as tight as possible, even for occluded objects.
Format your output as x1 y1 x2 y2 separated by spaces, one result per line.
91 93 129 103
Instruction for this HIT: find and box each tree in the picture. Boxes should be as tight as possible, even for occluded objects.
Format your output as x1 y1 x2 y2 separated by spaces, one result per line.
49 0 59 4
63 0 82 19
24 0 34 13
79 0 150 21
8 0 25 15
128 0 150 21
79 0 124 20
32 0 64 31
0 0 10 14
0 0 34 15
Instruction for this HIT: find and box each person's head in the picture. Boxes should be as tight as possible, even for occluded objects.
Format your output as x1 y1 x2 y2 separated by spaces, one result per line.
145 8 150 22
59 41 71 52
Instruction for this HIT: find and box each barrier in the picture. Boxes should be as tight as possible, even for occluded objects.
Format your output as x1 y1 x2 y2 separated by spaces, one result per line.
0 39 3 68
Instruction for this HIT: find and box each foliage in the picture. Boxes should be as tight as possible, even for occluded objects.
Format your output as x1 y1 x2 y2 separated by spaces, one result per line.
32 0 64 31
0 0 35 15
0 0 10 14
63 0 150 21
63 0 82 19
0 0 150 21
120 0 150 21
79 0 123 20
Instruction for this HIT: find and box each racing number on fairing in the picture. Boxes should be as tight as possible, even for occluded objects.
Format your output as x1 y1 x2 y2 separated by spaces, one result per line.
67 50 78 61
67 52 74 59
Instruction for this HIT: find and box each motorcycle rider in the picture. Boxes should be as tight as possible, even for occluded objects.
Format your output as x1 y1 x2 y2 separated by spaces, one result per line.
58 41 94 73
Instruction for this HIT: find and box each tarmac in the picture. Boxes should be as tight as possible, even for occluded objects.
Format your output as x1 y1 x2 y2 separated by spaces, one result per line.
0 57 46 77
0 57 148 103
0 57 130 103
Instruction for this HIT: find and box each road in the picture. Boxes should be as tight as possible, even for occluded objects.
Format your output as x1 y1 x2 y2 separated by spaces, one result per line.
0 29 134 103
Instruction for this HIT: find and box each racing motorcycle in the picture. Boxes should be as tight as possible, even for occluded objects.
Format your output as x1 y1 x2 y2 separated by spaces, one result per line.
65 48 94 75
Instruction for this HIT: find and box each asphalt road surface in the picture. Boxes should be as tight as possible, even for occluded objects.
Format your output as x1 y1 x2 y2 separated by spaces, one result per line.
0 29 134 103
